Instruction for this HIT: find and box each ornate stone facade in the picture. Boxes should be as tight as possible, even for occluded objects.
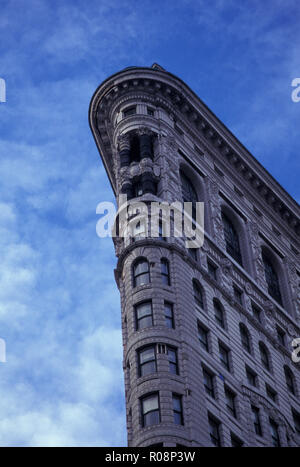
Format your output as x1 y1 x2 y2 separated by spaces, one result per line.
89 64 300 447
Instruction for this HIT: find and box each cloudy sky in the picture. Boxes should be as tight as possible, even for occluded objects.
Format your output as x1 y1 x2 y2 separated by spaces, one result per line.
0 0 299 447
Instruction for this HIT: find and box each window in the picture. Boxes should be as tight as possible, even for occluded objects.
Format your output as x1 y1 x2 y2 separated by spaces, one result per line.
180 171 197 220
198 324 209 352
147 107 154 116
158 219 167 241
164 302 174 329
262 253 282 305
225 387 237 418
259 342 270 371
138 346 157 377
266 384 277 403
252 304 262 323
161 258 170 285
251 406 262 436
240 324 251 354
208 261 217 281
231 434 243 447
141 393 160 427
284 366 296 395
167 346 179 375
208 415 221 447
188 248 198 261
123 106 136 117
233 286 243 305
269 419 280 447
173 394 184 425
135 301 153 330
292 410 300 435
222 213 243 265
219 343 231 372
246 366 257 387
133 258 150 287
193 280 204 308
214 299 225 328
203 368 215 398
133 181 143 197
277 327 286 347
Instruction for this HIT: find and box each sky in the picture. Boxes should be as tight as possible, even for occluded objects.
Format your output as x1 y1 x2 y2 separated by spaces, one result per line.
0 0 299 447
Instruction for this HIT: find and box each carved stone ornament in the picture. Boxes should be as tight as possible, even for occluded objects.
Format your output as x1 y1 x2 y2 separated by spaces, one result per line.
245 282 253 296
220 257 232 274
287 324 297 337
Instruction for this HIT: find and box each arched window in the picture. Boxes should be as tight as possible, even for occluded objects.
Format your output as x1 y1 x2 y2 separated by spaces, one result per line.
239 324 251 353
259 342 270 371
214 299 225 329
180 171 198 220
284 366 296 395
193 280 204 309
262 253 282 305
133 258 150 287
161 258 170 285
222 213 243 266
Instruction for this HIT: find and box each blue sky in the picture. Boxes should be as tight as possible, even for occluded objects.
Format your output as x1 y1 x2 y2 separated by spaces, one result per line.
0 0 299 446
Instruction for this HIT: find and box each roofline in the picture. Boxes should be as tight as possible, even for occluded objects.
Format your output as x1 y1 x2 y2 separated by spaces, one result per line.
89 65 299 215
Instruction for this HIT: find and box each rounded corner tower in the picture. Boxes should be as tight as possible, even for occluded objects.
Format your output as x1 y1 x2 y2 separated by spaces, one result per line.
89 64 300 448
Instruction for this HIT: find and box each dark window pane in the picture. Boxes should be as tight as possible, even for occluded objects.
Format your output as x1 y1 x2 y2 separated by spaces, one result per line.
208 417 221 447
173 395 183 425
284 367 295 395
225 387 236 418
222 213 243 265
214 300 225 328
164 302 174 329
136 302 153 330
193 280 204 308
251 406 262 436
246 367 257 387
240 325 251 353
123 106 136 117
259 343 270 371
269 419 280 447
133 259 150 287
262 254 282 305
219 344 230 371
208 262 217 280
167 347 178 375
141 393 160 427
198 325 209 351
293 411 300 435
161 259 170 285
203 369 215 398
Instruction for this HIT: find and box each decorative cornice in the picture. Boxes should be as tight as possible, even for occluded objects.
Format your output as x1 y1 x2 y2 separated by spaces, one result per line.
89 67 300 236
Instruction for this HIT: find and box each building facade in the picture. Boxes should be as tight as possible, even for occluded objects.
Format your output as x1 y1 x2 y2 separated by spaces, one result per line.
89 64 300 447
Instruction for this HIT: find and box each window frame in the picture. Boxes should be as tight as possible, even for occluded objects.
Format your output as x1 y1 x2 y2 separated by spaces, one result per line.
251 405 262 436
133 258 150 288
164 301 175 329
222 212 243 266
140 392 160 427
172 394 184 425
167 346 179 375
203 367 215 399
137 345 157 377
161 258 170 286
193 279 204 309
135 301 153 330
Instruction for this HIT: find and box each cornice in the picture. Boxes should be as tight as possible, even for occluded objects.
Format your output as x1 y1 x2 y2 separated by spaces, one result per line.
89 66 300 236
